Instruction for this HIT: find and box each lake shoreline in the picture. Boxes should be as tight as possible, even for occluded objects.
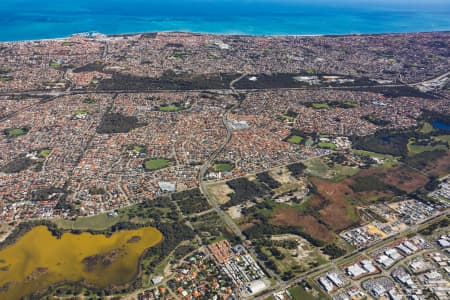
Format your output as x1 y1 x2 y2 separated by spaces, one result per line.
0 222 163 299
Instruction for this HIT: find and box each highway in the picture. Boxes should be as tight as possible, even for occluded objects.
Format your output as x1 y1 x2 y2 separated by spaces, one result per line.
197 72 248 242
0 69 448 98
197 72 284 283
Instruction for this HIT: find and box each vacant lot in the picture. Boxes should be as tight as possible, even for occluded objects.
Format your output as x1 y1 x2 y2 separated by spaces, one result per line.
206 182 233 205
269 166 308 194
409 150 450 177
289 284 325 300
347 164 426 194
172 188 211 215
303 157 359 182
430 151 450 176
272 208 335 243
269 166 296 184
257 234 327 279
311 178 359 231
190 211 234 244
380 166 428 193
55 213 128 231
353 149 399 168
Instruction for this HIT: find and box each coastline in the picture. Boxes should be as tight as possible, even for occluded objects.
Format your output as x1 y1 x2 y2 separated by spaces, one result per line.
1 29 450 43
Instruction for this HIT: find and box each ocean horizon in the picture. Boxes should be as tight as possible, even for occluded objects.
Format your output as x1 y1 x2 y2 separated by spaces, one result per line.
0 0 449 42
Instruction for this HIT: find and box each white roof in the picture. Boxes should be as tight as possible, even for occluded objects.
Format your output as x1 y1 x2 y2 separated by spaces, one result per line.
438 239 450 248
247 280 266 294
327 272 342 286
347 264 366 278
319 277 334 292
158 181 176 192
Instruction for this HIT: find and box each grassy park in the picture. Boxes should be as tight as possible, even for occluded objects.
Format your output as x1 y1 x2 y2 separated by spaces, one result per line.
317 142 337 150
288 284 325 300
144 158 171 170
159 104 186 112
73 109 90 118
5 127 28 138
38 148 52 158
311 103 330 109
288 135 304 144
213 163 234 172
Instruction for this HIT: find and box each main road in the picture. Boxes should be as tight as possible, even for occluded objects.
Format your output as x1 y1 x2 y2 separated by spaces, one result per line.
0 69 448 98
196 73 284 284
197 72 248 242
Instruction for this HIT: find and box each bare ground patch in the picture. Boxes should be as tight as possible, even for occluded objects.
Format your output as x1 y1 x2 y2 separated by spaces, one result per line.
206 182 233 205
272 208 335 243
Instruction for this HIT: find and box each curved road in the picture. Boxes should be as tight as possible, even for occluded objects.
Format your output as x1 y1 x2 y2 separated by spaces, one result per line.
197 72 248 242
197 73 284 285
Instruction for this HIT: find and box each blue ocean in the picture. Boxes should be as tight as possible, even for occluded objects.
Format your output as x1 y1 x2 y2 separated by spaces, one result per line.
0 0 449 41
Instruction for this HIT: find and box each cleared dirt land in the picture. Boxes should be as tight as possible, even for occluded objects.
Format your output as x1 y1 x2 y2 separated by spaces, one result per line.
311 177 359 231
206 182 234 205
418 150 450 176
272 209 335 243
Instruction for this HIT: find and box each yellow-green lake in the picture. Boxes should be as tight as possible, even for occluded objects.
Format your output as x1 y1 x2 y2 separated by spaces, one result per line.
0 225 162 299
